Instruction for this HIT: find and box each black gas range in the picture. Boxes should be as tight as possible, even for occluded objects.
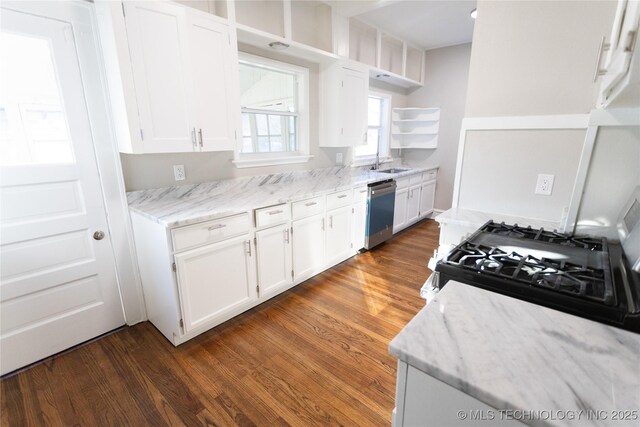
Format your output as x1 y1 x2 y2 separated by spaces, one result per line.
434 221 640 332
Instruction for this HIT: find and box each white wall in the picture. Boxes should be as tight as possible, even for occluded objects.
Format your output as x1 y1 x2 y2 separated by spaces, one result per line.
576 126 640 238
465 0 616 117
401 43 472 211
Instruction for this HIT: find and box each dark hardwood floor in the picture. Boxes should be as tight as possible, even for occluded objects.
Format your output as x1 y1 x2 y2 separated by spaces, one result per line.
1 220 439 427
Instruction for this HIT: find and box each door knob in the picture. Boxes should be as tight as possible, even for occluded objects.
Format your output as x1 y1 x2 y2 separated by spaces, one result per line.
93 230 105 240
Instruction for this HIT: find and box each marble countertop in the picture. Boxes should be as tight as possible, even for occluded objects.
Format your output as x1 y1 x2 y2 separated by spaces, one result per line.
127 165 438 228
436 207 562 231
389 281 640 427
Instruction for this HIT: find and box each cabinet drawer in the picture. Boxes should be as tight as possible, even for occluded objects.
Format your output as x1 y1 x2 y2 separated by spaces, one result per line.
422 170 437 182
172 213 250 252
326 189 353 210
353 186 368 204
255 204 291 229
292 196 325 220
396 177 410 190
409 173 423 186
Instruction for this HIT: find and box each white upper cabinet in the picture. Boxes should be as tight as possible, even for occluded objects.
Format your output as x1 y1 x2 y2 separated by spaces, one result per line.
187 12 238 151
98 1 238 153
124 1 194 153
319 61 369 148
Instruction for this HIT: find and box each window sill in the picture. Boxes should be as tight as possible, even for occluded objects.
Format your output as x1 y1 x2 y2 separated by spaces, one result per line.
233 154 314 169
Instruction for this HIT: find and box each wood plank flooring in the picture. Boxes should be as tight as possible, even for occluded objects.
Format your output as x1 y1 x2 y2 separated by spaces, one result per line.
1 219 439 427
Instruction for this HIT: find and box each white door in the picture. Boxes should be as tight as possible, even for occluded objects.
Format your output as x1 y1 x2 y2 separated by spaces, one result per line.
0 8 125 375
174 235 256 333
393 187 409 233
124 1 195 153
187 11 238 152
292 214 325 282
406 185 421 225
352 203 367 252
326 206 352 266
340 67 368 146
420 182 436 219
256 223 292 299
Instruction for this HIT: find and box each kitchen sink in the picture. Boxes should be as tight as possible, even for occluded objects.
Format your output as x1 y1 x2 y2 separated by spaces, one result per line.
377 168 411 174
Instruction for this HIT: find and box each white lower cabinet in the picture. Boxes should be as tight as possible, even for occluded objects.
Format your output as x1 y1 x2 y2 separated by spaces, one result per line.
326 206 352 266
174 234 256 333
419 181 436 219
256 223 293 299
352 203 367 251
406 185 421 224
292 214 326 282
394 187 409 233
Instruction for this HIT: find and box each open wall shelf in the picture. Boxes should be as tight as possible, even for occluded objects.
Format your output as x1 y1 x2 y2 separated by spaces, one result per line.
391 108 440 149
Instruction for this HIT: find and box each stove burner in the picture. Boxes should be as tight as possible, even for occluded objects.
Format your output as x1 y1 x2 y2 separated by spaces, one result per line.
483 222 604 251
446 243 612 305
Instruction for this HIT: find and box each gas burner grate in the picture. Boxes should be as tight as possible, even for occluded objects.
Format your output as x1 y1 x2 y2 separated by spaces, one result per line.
444 243 612 304
481 221 604 251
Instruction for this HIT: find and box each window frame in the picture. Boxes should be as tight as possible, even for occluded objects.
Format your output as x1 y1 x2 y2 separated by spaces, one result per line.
233 52 311 168
352 91 393 167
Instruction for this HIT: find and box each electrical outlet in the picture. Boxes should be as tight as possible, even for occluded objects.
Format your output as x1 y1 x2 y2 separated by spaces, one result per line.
535 174 554 196
173 165 186 181
336 152 343 165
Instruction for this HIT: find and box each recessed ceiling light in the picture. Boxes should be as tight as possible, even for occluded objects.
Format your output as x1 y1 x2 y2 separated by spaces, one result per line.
470 8 477 19
269 41 289 50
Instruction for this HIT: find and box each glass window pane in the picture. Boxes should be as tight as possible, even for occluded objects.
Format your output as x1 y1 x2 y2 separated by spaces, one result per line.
241 114 252 136
0 32 75 165
242 137 252 153
255 114 268 135
239 63 296 112
270 136 283 152
257 136 270 153
354 129 379 157
368 97 381 127
268 115 281 135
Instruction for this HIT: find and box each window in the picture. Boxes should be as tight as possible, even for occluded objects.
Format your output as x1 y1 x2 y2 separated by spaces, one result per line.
353 93 391 163
235 53 310 168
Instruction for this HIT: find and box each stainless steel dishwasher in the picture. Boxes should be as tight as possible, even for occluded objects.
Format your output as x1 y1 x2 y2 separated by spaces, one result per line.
365 179 397 249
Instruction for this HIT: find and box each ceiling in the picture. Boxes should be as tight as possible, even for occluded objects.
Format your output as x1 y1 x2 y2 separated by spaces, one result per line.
354 0 477 50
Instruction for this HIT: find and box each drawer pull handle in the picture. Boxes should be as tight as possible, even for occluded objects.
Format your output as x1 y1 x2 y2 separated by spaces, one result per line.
268 210 284 215
337 195 348 199
359 189 367 193
305 201 318 207
207 224 226 231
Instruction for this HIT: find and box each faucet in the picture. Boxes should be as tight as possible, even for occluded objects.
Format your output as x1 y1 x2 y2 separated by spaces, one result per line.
371 150 380 171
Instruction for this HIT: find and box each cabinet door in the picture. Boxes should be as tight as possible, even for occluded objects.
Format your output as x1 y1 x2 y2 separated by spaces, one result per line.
352 202 367 252
420 182 436 219
393 188 408 233
326 206 352 266
186 12 238 151
406 185 421 224
124 1 195 153
174 235 256 332
339 67 369 146
292 214 325 282
256 223 292 299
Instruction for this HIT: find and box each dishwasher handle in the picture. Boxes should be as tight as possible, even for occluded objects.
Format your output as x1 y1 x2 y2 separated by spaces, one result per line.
370 182 397 198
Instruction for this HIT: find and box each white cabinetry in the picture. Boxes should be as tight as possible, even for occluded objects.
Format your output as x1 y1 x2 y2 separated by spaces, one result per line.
319 61 369 148
393 177 410 233
391 108 440 149
98 1 238 153
326 206 352 266
292 214 326 282
393 170 438 234
406 185 421 224
419 171 437 219
256 222 293 300
174 235 256 332
352 186 368 252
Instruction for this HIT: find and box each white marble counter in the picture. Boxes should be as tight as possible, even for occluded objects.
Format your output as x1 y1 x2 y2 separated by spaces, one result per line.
389 281 640 427
127 165 438 228
436 207 562 231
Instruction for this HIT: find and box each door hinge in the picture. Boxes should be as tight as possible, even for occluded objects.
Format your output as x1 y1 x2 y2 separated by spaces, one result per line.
256 284 260 296
352 207 354 214
121 2 125 16
350 243 353 248
228 33 231 45
234 130 237 141
341 80 344 87
341 128 344 135
291 270 294 279
254 236 257 246
172 262 176 272
179 318 184 328
140 129 144 141
290 226 293 236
